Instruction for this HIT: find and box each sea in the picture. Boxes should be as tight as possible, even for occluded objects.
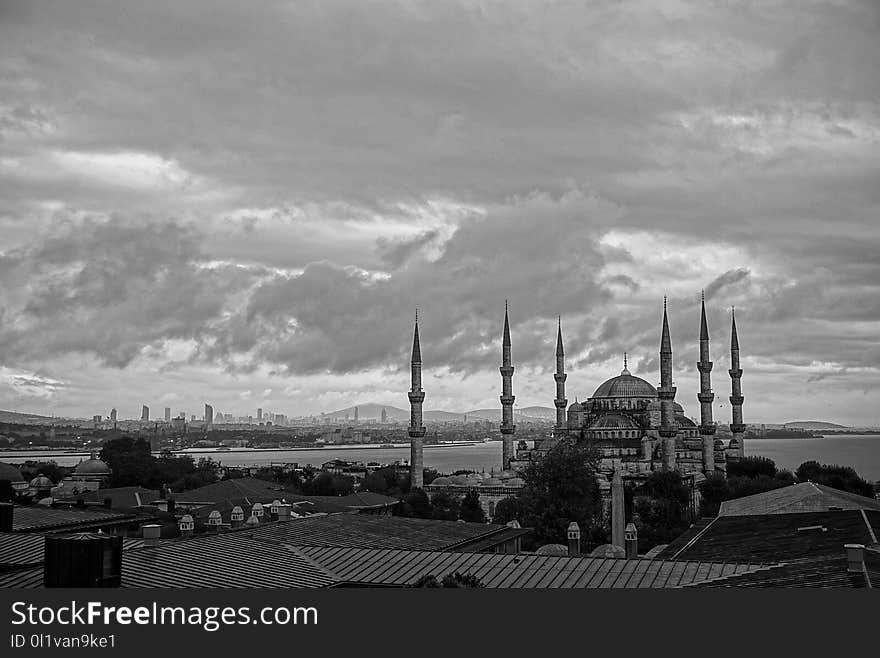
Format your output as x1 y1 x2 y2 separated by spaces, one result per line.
2 434 880 481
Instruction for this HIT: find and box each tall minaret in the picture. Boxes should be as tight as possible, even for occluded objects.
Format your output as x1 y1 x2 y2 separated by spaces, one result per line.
500 301 516 469
728 307 745 458
697 291 716 474
408 310 426 488
553 316 567 435
658 297 677 470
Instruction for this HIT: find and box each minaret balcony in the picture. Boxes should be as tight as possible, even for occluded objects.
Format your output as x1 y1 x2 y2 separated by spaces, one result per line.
729 423 746 434
728 368 742 378
697 392 715 404
500 425 516 435
408 427 426 438
697 361 713 373
500 394 515 405
657 386 676 400
698 422 717 435
554 373 567 383
729 395 744 406
408 391 425 403
500 366 515 377
554 398 568 409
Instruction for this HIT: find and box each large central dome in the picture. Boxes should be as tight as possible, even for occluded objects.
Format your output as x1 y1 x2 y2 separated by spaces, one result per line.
591 370 657 399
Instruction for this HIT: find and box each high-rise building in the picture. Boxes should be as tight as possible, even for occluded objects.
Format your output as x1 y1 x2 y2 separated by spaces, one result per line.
205 404 214 429
109 408 117 423
381 408 387 424
257 408 263 423
354 406 359 423
164 407 171 422
141 405 149 422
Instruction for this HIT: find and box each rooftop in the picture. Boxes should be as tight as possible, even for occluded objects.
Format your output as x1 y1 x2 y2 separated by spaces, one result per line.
718 482 880 517
10 506 144 534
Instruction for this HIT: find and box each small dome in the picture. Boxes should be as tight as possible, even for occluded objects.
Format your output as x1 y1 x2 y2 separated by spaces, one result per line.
30 476 53 487
208 510 222 520
0 462 25 483
675 415 697 428
714 439 726 449
589 544 626 559
252 502 264 517
568 401 584 412
535 544 569 556
484 477 503 486
245 513 260 527
74 452 111 476
430 476 451 486
589 413 638 430
230 506 245 520
449 475 469 485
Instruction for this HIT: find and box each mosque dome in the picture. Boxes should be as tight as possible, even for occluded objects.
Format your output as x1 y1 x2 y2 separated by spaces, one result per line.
591 370 656 399
0 462 25 483
74 452 111 476
30 475 53 488
675 415 698 429
430 476 452 486
535 544 569 556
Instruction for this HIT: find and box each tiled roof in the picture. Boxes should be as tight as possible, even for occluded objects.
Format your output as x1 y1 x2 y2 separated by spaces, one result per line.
296 546 768 588
247 513 529 551
11 506 143 533
688 555 870 588
655 510 880 563
0 532 337 589
0 532 147 570
73 487 161 511
718 482 880 517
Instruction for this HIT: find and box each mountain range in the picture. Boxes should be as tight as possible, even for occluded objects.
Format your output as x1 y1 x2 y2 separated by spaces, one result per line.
318 403 556 422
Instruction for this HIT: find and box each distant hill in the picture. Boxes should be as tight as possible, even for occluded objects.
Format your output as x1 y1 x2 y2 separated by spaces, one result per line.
0 410 56 424
784 421 848 430
321 403 556 423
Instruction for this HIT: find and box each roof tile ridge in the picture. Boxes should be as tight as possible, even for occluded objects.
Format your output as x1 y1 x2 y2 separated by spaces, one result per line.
860 508 878 544
669 516 720 561
283 544 343 585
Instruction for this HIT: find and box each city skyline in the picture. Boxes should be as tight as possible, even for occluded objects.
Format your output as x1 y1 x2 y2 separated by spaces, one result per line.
0 2 878 425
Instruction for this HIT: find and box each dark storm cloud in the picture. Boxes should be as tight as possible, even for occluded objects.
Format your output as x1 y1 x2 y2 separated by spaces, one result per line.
0 1 877 421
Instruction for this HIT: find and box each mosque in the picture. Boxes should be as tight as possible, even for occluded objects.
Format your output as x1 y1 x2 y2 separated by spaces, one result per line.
406 293 746 501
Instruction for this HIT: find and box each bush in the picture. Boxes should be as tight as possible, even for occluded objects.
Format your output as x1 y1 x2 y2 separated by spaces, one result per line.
726 456 777 479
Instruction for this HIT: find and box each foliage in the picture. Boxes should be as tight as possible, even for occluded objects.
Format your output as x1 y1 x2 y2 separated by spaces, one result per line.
490 496 522 526
397 488 433 519
99 437 220 491
497 442 602 548
726 456 778 479
410 572 484 588
459 490 487 524
300 472 354 496
632 470 693 551
795 461 875 498
429 491 461 521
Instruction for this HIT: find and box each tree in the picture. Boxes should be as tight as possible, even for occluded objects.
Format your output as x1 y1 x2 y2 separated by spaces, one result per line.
795 461 874 497
410 572 484 588
100 437 154 487
459 490 487 523
633 470 692 551
397 488 433 519
508 442 602 547
490 496 522 525
429 491 460 521
727 456 777 479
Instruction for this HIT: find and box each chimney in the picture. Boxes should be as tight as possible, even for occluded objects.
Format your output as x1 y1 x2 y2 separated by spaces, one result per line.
44 533 123 588
0 502 12 533
142 524 161 547
252 502 264 519
611 469 625 550
277 504 292 522
270 499 281 521
230 506 245 528
567 522 581 557
625 523 638 559
178 514 194 539
166 498 176 516
845 544 865 574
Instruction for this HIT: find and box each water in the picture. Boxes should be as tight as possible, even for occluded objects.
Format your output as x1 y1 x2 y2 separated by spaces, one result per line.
2 435 879 480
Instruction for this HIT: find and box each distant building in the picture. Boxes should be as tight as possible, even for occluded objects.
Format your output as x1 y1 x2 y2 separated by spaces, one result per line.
164 407 171 422
381 408 387 423
257 408 263 423
141 405 149 422
205 404 214 430
109 408 117 424
354 406 359 424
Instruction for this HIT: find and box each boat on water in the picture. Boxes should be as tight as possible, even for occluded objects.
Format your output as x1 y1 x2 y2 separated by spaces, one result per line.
380 443 395 448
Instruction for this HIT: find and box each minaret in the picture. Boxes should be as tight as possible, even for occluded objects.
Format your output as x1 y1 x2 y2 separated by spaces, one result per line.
728 307 745 458
553 316 568 435
658 297 677 470
611 468 625 551
697 291 716 474
408 310 426 488
500 302 516 469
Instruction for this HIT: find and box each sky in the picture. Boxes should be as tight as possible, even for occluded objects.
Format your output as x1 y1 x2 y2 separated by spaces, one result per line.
0 0 878 425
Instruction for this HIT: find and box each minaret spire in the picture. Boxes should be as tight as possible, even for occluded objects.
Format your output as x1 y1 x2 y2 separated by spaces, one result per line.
408 310 426 488
697 292 716 474
554 316 567 434
500 302 516 469
728 307 745 458
658 297 677 470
